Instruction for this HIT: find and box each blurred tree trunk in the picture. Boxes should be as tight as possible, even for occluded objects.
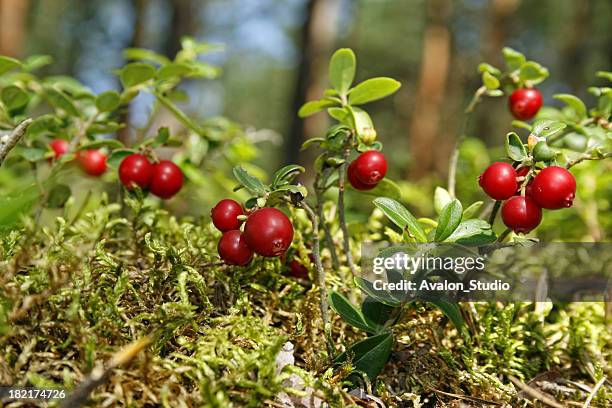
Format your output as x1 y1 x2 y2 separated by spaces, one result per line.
285 0 341 165
0 0 30 57
408 0 452 180
166 0 197 58
559 0 589 92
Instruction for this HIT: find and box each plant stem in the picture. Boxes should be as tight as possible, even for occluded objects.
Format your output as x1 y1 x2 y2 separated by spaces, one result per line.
299 201 334 358
447 86 486 198
566 151 612 169
68 112 100 152
0 118 33 166
338 146 356 275
497 228 511 242
315 174 340 270
488 200 501 225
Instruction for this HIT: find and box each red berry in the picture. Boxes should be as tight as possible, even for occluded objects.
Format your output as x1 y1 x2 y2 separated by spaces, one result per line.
479 162 518 200
243 208 294 257
119 154 153 190
501 195 542 234
352 151 387 185
149 160 184 199
288 259 309 280
77 149 107 176
509 88 543 120
217 230 253 266
347 161 377 191
530 166 576 209
49 139 69 160
211 199 244 232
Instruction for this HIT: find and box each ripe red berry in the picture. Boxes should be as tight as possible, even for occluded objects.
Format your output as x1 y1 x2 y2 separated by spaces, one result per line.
217 230 253 266
243 208 294 257
119 154 153 190
149 160 184 199
49 139 69 160
77 149 107 176
479 162 518 200
288 259 309 280
347 161 377 191
211 199 244 232
501 195 542 234
509 88 543 120
530 166 576 209
352 150 387 185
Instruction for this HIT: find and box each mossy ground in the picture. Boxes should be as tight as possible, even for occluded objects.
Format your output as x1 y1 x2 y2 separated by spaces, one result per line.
0 195 610 407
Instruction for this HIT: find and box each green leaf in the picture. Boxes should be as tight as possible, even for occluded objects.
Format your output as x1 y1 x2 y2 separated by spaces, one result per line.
553 94 587 120
334 332 393 382
348 106 374 138
355 277 402 307
0 185 39 230
362 297 396 334
502 47 525 71
423 298 466 335
0 56 22 76
462 201 483 219
156 62 192 80
300 137 325 150
271 164 305 188
327 107 350 123
533 141 556 161
1 85 30 111
433 187 452 215
329 292 373 333
596 71 612 82
434 199 462 242
95 90 121 112
120 63 156 88
18 147 46 162
44 86 81 117
23 54 53 72
354 178 401 201
445 219 496 245
329 48 356 95
47 184 71 208
373 197 427 243
531 120 566 139
107 148 136 168
77 139 124 150
298 99 336 118
505 132 527 161
519 62 549 85
482 71 500 90
124 48 171 65
151 127 170 147
478 63 501 76
232 166 266 195
348 77 401 105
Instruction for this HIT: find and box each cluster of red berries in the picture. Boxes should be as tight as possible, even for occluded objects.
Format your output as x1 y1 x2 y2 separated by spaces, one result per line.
212 199 294 266
347 150 388 190
49 139 183 199
119 154 183 199
479 162 576 233
509 88 543 120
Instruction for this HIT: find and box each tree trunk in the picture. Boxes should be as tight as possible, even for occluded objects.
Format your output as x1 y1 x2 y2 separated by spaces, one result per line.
0 0 30 58
408 0 452 180
285 0 341 166
166 0 197 59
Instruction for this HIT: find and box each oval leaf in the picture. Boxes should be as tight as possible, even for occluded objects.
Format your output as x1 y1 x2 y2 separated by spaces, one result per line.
334 332 393 382
95 90 121 112
1 85 30 112
120 63 156 88
272 164 305 188
329 291 373 333
355 178 401 201
505 132 527 161
0 56 22 76
445 219 496 245
298 99 336 118
554 93 587 120
373 197 427 243
434 199 462 242
348 77 401 105
232 166 266 195
433 187 452 215
329 48 356 95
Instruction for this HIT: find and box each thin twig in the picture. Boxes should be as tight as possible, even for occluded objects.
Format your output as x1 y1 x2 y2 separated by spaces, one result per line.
427 386 502 406
509 375 565 408
0 118 33 166
582 376 606 408
338 146 356 275
497 228 511 243
68 112 100 152
315 173 339 269
299 201 334 358
566 151 612 169
488 200 502 225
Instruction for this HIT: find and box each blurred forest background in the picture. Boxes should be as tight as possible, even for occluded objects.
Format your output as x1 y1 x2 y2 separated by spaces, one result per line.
0 0 611 238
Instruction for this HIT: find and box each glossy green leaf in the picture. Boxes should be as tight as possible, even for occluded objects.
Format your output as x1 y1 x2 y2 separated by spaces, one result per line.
482 71 500 90
152 127 170 147
77 139 124 150
329 48 356 95
327 107 350 124
1 85 30 111
300 137 325 150
424 297 466 335
355 277 401 307
373 197 427 243
334 332 393 382
124 48 171 65
445 219 496 245
348 77 401 105
120 63 156 88
354 178 401 201
462 201 483 219
298 99 336 118
434 199 462 242
519 62 549 85
232 166 266 195
533 141 556 161
44 86 81 117
554 93 587 120
348 106 374 138
329 291 373 333
433 187 452 215
505 132 527 161
531 120 566 139
95 90 121 112
107 148 136 168
362 297 396 334
478 63 501 76
272 164 305 188
23 55 53 72
18 147 46 162
502 47 525 71
0 56 21 76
